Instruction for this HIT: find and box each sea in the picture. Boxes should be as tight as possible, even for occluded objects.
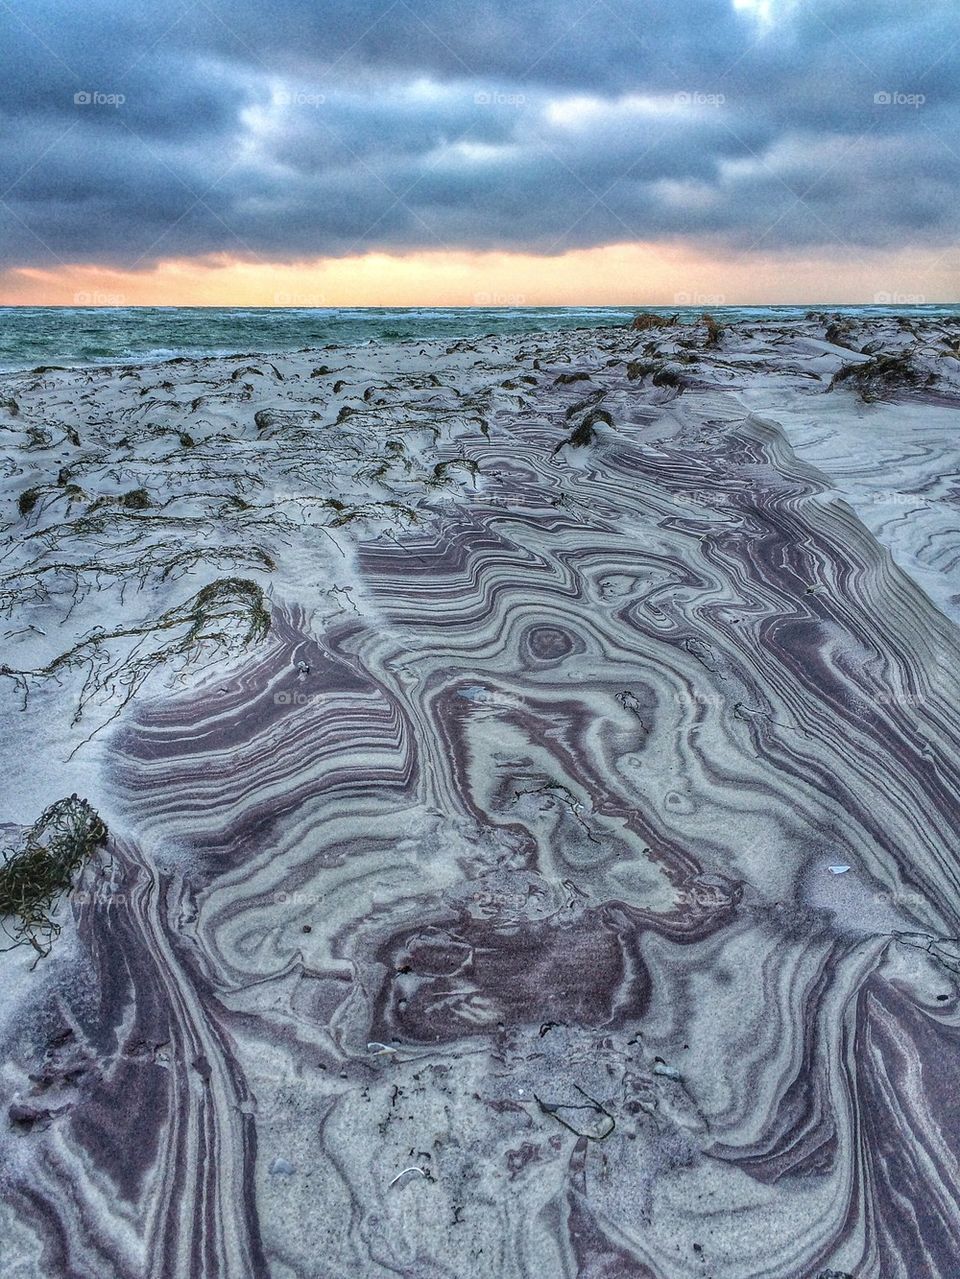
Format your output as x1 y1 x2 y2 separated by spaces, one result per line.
1 304 958 372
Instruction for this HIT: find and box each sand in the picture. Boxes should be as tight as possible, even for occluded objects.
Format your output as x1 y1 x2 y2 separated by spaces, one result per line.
1 312 959 1278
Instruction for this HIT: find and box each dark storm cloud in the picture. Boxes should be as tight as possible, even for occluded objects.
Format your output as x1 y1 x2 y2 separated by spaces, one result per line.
0 0 957 268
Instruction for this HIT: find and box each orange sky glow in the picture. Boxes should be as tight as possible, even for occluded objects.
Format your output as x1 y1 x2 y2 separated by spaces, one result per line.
1 242 955 308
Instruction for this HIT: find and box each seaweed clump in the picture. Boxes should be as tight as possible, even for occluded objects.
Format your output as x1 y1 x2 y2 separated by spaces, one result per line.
702 314 723 347
554 407 613 453
430 458 479 484
630 312 676 332
652 366 685 390
119 488 151 510
0 796 107 956
830 353 926 401
192 577 270 644
825 320 856 350
86 487 153 515
18 487 42 517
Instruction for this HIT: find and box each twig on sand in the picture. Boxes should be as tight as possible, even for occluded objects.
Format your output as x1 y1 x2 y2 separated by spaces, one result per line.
535 1085 616 1140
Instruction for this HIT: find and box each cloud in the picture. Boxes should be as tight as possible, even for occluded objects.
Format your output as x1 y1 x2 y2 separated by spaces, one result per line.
0 0 957 271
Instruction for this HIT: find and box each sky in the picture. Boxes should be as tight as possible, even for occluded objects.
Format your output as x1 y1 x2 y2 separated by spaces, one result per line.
0 0 957 305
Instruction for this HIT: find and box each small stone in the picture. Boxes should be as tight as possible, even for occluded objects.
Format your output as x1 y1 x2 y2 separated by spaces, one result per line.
268 1157 295 1176
653 1062 681 1081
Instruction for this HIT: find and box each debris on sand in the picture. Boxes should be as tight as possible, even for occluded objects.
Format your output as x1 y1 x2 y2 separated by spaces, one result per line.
0 795 107 956
630 312 676 331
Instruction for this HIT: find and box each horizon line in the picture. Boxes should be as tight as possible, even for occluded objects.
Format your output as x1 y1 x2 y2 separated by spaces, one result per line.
1 300 957 310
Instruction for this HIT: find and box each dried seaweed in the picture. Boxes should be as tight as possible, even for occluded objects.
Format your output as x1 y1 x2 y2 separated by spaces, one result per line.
630 313 676 332
0 795 107 956
18 487 42 517
554 407 614 453
702 313 723 348
535 1086 615 1140
830 353 925 401
1 576 271 727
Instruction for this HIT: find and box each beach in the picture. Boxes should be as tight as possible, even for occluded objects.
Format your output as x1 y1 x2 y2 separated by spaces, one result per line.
2 310 960 1277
